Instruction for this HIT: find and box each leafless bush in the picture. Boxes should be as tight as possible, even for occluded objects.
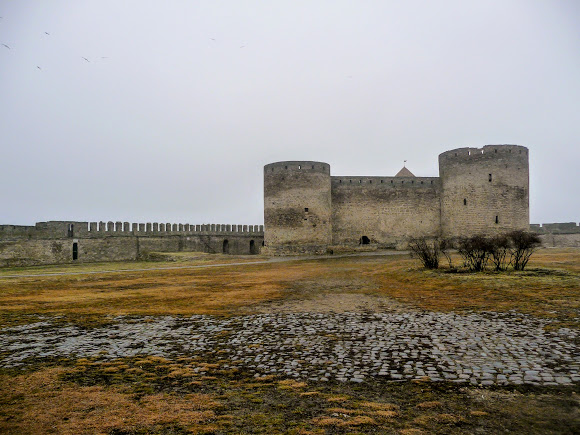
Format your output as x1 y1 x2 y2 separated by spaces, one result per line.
489 234 511 271
456 235 492 271
408 237 441 269
439 238 455 269
411 232 541 273
507 230 542 271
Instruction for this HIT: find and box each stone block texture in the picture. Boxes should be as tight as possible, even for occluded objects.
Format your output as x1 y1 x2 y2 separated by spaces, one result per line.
0 222 264 267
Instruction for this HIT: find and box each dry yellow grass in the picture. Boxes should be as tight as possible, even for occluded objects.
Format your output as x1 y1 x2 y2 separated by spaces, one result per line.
312 414 377 427
326 395 350 403
0 356 577 434
0 248 578 329
277 379 307 390
470 410 489 416
0 367 218 435
360 401 400 411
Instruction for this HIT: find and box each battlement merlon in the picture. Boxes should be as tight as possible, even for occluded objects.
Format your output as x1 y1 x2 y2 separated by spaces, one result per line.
1 221 264 240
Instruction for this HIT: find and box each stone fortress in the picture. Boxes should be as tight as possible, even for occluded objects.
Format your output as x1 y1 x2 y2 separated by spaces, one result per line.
263 144 580 254
0 144 578 267
264 145 529 254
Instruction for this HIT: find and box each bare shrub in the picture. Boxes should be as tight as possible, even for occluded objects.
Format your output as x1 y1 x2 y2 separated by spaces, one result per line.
507 230 542 271
408 238 456 270
456 235 492 272
489 234 511 271
408 237 440 269
439 238 455 269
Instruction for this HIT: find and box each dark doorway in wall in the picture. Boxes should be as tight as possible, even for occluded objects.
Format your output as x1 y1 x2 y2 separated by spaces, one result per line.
72 242 78 260
250 240 257 254
360 236 370 245
223 239 229 254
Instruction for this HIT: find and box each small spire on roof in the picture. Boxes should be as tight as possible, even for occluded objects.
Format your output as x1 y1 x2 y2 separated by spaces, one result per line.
395 165 415 177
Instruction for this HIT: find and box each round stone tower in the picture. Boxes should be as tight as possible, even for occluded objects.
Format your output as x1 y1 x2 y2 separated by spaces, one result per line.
263 161 332 254
439 145 529 238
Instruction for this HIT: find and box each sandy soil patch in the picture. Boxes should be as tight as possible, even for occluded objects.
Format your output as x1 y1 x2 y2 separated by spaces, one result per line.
247 292 411 314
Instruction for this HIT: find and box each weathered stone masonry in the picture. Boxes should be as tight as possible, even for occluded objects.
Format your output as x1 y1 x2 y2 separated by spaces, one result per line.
530 222 580 248
263 145 531 254
0 221 264 267
1 144 578 266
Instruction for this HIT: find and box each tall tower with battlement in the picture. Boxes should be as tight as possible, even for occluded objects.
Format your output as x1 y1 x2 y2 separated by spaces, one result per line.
439 145 529 238
263 161 332 254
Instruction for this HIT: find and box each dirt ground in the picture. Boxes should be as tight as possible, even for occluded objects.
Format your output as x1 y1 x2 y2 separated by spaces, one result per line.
0 248 579 434
249 292 411 314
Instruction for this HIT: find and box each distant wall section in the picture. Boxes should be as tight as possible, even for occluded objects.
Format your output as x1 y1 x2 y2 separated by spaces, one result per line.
0 221 264 267
530 222 580 248
331 176 441 247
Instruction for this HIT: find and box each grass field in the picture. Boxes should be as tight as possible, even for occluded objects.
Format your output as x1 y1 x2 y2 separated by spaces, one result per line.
0 248 579 434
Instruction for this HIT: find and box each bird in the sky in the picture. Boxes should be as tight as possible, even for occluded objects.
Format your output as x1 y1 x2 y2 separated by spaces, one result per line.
37 66 41 70
44 32 50 35
2 44 10 49
81 56 90 62
210 38 216 41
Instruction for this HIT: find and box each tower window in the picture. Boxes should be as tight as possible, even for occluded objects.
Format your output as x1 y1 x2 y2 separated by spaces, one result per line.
298 165 301 169
312 165 315 169
488 174 492 182
304 208 308 212
285 165 288 169
463 199 467 205
72 242 78 260
495 215 499 224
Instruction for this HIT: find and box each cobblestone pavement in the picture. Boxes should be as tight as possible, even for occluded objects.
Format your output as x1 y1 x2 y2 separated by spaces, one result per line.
1 310 579 386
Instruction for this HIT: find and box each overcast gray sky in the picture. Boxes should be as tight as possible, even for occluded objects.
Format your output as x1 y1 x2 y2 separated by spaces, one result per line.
1 0 578 226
